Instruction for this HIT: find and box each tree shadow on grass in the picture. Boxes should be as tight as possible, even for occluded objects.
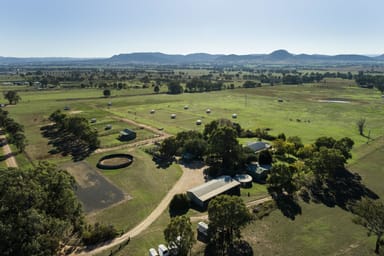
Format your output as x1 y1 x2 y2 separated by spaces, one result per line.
41 124 94 161
205 240 254 256
308 168 379 211
272 193 302 220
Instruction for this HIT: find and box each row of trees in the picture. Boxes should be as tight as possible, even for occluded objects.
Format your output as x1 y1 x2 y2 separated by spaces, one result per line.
0 108 26 152
48 110 100 155
355 73 384 93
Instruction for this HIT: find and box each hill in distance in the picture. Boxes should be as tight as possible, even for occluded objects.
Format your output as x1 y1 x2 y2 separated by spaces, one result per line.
1 50 384 65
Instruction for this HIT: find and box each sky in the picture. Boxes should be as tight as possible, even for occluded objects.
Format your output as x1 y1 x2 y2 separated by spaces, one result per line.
0 0 383 57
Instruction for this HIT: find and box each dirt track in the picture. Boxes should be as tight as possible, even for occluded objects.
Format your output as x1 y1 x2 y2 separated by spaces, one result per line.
0 133 18 168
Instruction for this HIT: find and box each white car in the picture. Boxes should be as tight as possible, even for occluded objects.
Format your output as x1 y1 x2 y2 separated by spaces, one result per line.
148 248 159 256
158 244 169 256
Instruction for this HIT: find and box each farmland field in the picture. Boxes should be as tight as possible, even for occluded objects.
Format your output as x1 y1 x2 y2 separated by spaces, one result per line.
1 76 384 255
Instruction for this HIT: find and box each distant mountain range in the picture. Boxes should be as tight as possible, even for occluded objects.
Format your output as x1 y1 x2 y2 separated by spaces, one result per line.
1 50 384 65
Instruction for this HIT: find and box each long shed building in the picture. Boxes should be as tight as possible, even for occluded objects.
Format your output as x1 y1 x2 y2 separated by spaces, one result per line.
187 176 241 208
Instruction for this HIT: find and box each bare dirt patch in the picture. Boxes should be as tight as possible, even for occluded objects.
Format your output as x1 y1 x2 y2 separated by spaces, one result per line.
69 110 83 114
62 161 127 213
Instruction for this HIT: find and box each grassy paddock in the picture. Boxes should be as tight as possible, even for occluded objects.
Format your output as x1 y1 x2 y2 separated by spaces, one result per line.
85 149 182 231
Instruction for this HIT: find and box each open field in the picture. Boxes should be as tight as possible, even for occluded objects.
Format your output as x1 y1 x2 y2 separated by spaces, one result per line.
1 77 383 255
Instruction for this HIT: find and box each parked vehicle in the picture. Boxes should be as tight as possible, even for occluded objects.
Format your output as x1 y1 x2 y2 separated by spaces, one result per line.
149 248 159 256
158 244 169 256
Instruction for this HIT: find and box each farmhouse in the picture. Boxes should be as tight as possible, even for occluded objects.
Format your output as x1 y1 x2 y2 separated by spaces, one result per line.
246 141 271 153
118 128 136 141
187 176 240 208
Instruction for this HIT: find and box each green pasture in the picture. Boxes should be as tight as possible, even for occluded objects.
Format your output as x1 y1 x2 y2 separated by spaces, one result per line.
1 78 383 255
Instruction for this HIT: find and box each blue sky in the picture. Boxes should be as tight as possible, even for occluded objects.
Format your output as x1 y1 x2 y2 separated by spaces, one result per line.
1 0 383 57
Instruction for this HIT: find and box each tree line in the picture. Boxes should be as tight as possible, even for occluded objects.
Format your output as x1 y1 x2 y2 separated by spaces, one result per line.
0 108 26 152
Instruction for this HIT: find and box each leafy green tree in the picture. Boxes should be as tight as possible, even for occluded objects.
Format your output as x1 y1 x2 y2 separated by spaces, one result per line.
154 85 160 93
296 144 315 159
307 147 346 181
164 216 195 256
267 163 297 195
208 126 242 171
314 136 337 149
169 193 190 216
258 150 273 165
3 90 21 105
334 137 354 159
356 118 366 136
103 89 111 97
352 198 384 254
182 138 207 160
208 195 253 255
8 132 27 152
203 119 233 139
167 80 183 94
287 136 303 152
0 162 84 256
159 137 179 160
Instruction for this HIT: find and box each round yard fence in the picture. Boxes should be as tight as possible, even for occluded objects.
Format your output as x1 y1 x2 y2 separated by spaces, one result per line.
97 154 133 170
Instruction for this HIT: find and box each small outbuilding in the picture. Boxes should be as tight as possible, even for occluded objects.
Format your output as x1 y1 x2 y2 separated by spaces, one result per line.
119 128 137 141
187 176 240 208
246 141 271 153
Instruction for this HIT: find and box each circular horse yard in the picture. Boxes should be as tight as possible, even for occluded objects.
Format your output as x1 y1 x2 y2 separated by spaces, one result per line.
97 154 134 170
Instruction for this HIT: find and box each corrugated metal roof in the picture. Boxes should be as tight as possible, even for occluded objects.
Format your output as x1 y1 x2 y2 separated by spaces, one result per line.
188 176 240 202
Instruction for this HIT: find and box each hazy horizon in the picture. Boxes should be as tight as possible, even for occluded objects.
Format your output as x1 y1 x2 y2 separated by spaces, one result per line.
1 0 383 58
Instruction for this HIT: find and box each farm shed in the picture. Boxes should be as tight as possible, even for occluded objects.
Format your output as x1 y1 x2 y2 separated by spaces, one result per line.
119 128 136 141
246 141 271 153
187 176 240 208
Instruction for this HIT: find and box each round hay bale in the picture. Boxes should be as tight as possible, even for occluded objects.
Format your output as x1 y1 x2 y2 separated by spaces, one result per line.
232 113 237 119
184 105 189 110
150 109 155 114
196 119 202 125
206 109 211 114
171 114 176 119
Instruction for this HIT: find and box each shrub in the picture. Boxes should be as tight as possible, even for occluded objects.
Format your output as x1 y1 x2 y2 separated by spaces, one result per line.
169 193 191 216
82 223 118 246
